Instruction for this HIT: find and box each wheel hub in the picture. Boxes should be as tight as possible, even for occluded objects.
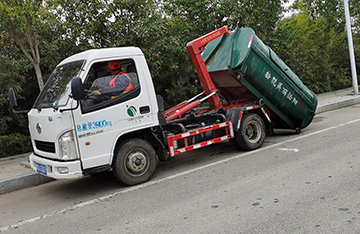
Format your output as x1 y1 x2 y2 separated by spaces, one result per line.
246 120 261 143
135 158 142 166
126 151 148 174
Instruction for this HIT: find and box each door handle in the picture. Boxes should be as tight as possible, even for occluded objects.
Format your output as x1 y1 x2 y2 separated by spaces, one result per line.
140 106 150 114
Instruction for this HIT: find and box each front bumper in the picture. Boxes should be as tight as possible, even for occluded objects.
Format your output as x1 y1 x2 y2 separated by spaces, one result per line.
30 153 84 179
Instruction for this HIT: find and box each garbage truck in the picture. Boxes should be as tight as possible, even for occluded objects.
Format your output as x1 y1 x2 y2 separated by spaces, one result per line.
9 26 317 185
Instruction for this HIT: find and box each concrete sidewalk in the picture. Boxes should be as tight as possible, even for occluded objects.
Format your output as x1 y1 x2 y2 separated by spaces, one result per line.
0 154 53 194
1 87 360 195
316 87 360 114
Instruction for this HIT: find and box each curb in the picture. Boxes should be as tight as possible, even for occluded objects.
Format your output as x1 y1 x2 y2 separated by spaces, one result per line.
316 94 360 114
0 153 29 162
0 153 54 195
0 173 54 195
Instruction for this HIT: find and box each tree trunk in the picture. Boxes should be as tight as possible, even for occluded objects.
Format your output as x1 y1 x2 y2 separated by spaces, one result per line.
33 62 44 91
18 39 44 91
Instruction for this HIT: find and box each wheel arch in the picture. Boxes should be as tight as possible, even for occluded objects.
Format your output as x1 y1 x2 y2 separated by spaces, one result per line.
251 108 272 135
111 127 167 164
112 137 158 185
227 106 272 134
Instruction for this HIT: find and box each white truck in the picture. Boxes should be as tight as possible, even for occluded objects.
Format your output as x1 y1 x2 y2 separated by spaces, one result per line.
9 27 317 185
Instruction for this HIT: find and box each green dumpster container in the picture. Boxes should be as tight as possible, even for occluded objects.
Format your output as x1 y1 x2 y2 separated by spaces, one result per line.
202 27 318 130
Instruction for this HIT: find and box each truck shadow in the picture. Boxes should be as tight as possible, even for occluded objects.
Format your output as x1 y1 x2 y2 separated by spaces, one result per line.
46 142 238 198
44 131 301 198
46 171 121 197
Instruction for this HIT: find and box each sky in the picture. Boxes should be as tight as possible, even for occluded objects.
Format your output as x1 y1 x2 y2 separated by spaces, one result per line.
283 0 296 18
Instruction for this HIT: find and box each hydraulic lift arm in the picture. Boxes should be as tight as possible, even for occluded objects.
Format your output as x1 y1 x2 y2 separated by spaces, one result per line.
186 26 228 110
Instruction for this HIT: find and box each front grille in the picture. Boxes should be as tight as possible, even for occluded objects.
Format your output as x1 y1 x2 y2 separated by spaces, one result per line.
35 140 56 153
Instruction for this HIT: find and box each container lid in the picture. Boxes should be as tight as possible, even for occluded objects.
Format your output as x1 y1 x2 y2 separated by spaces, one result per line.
202 28 255 72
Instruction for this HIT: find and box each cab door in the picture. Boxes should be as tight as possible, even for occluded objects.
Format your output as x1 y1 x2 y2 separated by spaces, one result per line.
72 56 158 169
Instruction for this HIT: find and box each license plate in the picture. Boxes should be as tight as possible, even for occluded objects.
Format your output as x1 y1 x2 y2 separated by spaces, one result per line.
36 163 47 175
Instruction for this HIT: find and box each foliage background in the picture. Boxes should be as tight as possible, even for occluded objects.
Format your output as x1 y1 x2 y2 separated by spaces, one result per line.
0 0 359 157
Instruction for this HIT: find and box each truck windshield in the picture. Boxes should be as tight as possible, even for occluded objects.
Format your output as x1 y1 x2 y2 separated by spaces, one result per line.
34 60 85 109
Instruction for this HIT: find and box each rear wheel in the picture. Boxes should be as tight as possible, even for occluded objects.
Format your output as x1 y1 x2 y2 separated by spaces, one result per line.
230 113 266 151
113 138 157 185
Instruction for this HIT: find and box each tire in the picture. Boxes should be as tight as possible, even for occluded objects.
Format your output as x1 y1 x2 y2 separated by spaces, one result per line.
112 138 158 185
230 113 266 151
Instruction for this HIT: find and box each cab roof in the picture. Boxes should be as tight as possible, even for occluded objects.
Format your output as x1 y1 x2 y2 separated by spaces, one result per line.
58 47 143 66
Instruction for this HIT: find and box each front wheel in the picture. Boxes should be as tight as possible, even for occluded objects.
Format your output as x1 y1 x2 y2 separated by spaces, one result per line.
230 113 266 151
113 138 158 185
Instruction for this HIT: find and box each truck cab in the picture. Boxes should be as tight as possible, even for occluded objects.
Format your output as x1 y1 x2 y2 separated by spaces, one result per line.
28 47 160 180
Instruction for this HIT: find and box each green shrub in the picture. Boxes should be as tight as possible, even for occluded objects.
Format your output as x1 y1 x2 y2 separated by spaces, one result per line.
0 133 32 158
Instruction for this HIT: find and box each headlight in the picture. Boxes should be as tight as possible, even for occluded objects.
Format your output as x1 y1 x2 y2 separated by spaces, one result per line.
59 131 77 160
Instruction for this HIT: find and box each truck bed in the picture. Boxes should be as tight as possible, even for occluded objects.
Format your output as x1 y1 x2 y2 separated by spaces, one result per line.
202 27 318 130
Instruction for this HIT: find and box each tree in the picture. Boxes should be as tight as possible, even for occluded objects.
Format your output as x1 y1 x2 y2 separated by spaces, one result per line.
293 0 345 31
0 32 30 136
0 0 55 91
156 0 285 105
44 0 286 107
271 0 356 93
49 0 111 50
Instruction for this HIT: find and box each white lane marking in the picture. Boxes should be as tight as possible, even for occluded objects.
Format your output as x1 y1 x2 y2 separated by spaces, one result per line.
1 117 360 232
278 148 299 153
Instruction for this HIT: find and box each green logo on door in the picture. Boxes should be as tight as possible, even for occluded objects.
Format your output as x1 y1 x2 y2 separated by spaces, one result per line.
127 106 137 117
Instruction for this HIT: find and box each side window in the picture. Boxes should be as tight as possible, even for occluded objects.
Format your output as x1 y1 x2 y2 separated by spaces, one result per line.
81 59 140 112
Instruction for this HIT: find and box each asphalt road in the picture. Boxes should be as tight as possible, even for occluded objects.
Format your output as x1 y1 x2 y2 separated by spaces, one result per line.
1 104 360 233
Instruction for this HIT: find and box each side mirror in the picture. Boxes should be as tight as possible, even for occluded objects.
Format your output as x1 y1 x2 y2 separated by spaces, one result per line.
9 88 18 108
8 88 29 114
71 77 85 100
